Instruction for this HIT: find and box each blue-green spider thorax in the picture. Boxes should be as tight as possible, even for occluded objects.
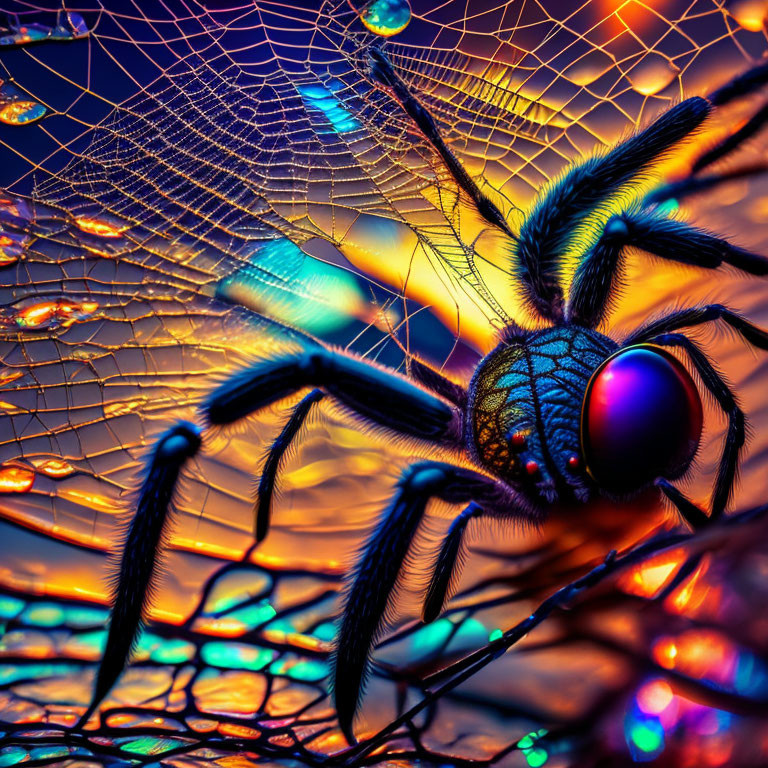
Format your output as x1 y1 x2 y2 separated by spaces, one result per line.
467 326 618 500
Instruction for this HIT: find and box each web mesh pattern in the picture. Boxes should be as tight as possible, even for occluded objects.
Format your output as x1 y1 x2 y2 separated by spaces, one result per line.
2 1 768 766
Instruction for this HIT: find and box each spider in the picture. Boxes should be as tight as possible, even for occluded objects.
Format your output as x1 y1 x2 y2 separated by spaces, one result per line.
79 50 768 743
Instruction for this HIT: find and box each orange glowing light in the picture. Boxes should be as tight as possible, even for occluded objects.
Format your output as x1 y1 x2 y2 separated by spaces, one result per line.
729 0 768 31
654 637 679 669
652 629 737 683
667 558 711 613
261 628 328 652
0 369 23 386
637 679 674 714
171 536 243 561
75 217 125 238
0 464 34 493
17 301 57 327
218 723 260 739
193 616 249 637
619 549 685 597
57 488 114 514
32 458 76 478
15 299 98 329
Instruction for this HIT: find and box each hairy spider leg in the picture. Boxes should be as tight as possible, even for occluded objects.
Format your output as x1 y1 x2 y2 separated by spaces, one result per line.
647 334 744 526
333 461 535 743
708 60 768 106
205 348 462 444
568 212 768 328
422 501 483 623
369 48 709 325
693 100 768 173
628 305 768 520
408 356 468 408
627 304 768 352
254 358 470 543
691 59 768 172
368 47 515 240
648 60 768 201
255 388 325 542
77 422 201 729
645 163 768 207
513 98 709 323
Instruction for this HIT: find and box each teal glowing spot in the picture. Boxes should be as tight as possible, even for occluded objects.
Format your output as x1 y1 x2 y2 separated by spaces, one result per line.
297 82 361 133
286 659 329 682
225 601 277 629
489 628 503 642
359 0 411 36
201 642 275 671
526 748 548 767
118 736 184 756
136 631 162 655
410 617 488 659
412 618 453 653
64 605 109 628
631 722 662 752
0 663 81 685
29 747 70 761
0 596 24 620
72 630 107 653
625 710 664 762
312 622 337 641
216 238 367 335
518 728 549 765
266 618 295 634
19 603 65 627
0 747 27 766
655 198 679 217
150 638 195 664
202 568 272 614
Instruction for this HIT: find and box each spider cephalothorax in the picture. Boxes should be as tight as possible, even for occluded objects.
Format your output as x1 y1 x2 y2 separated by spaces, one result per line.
468 326 618 501
81 50 768 743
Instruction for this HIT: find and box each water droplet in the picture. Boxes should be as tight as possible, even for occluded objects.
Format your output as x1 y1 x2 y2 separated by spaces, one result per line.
628 54 680 96
74 216 126 238
0 99 46 125
11 299 98 330
0 463 34 493
0 9 89 47
564 49 615 86
32 458 76 479
357 0 411 37
728 0 768 31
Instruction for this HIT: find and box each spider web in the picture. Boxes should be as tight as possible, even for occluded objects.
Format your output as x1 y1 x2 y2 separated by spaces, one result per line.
1 1 768 766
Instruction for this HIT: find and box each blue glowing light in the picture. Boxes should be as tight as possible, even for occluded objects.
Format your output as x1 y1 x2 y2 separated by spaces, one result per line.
297 81 361 134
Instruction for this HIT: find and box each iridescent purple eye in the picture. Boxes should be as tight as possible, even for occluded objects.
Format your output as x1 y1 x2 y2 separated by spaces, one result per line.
581 346 703 494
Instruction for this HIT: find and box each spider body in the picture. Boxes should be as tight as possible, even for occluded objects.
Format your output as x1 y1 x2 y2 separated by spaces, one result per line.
80 52 768 744
468 325 617 501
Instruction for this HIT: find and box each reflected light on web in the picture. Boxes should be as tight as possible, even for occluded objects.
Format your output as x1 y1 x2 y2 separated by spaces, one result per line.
0 464 34 493
74 217 125 238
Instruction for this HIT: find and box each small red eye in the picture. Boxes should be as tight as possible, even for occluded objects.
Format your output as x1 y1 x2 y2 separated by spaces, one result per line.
581 346 703 494
525 460 539 476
